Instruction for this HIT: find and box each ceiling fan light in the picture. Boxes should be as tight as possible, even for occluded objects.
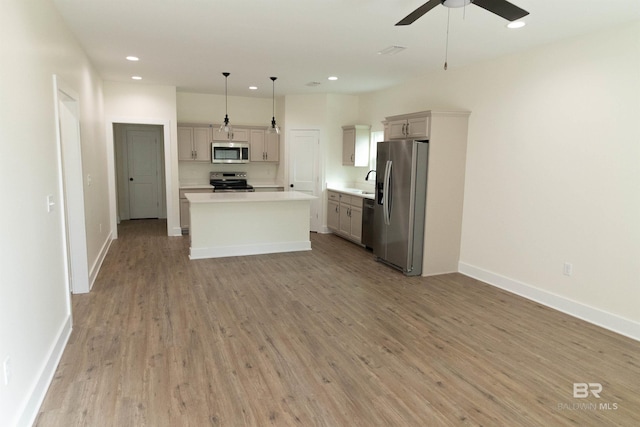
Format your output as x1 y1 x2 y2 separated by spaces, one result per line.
442 0 472 8
507 21 526 29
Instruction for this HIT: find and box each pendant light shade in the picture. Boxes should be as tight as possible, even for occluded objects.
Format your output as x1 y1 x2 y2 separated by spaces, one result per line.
219 72 232 134
267 76 280 135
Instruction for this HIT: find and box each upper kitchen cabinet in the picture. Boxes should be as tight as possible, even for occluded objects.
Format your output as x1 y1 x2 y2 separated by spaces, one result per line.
249 129 279 162
178 125 212 162
383 112 430 140
213 127 249 142
342 125 370 167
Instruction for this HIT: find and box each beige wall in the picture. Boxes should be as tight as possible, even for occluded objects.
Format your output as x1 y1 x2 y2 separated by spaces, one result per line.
359 22 640 336
177 92 272 125
0 0 108 424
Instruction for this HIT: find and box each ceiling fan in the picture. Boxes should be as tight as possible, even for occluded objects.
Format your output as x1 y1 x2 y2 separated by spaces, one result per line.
396 0 529 26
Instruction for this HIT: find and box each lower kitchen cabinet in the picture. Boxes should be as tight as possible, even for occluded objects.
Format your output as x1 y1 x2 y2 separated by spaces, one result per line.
327 198 340 231
327 190 364 245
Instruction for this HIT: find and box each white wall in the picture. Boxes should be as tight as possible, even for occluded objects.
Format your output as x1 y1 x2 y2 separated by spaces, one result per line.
359 22 640 338
0 0 108 425
103 81 180 236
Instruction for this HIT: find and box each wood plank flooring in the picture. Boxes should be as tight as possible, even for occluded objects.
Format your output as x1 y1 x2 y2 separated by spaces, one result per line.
35 220 640 426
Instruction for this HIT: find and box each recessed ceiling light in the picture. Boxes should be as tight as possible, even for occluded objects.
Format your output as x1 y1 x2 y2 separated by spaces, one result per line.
249 86 258 90
126 56 139 61
328 76 338 81
507 21 526 29
131 76 142 80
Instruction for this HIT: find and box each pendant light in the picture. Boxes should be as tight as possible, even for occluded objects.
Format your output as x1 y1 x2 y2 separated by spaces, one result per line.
267 76 280 135
219 72 232 134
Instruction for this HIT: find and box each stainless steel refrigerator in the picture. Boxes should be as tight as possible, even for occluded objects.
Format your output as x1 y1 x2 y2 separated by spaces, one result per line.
373 139 429 276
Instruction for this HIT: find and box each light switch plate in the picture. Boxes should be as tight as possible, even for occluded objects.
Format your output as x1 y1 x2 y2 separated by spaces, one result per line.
46 195 55 213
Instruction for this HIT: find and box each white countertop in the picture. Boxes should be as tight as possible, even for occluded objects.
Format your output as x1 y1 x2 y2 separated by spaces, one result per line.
327 187 375 200
180 184 213 190
186 190 316 204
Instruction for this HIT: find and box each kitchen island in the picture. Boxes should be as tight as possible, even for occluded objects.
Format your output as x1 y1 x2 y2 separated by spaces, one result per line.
185 191 317 260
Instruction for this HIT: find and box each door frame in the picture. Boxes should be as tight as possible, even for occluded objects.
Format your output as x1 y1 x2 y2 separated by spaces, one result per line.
52 75 90 295
106 117 177 238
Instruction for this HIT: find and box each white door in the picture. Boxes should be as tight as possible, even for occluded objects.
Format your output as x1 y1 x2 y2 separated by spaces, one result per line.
127 130 160 219
55 77 90 294
289 130 320 232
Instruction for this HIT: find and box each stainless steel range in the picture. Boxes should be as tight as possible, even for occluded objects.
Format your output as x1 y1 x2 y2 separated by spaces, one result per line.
209 172 254 192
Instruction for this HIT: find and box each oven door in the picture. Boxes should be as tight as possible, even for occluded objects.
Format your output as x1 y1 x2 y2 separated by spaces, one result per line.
211 142 250 163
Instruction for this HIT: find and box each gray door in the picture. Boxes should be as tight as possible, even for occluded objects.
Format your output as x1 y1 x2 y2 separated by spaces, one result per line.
127 130 160 219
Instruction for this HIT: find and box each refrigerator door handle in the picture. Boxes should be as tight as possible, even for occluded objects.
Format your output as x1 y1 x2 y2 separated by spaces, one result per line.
383 160 392 225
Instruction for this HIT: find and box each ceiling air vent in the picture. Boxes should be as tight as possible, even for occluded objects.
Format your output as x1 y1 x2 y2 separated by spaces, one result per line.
377 46 406 55
306 81 321 87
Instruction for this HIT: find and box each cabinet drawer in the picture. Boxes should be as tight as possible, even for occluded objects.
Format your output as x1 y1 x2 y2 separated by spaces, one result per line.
328 191 340 202
339 194 352 205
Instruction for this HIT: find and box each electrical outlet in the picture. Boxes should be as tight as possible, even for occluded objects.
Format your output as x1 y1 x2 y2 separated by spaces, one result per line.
3 356 11 385
563 262 573 277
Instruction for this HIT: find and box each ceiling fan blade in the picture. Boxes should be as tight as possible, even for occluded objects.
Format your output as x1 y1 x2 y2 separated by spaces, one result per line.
396 0 441 26
472 0 529 21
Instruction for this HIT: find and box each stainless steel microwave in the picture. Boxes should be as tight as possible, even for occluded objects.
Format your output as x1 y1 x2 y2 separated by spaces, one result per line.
211 142 250 164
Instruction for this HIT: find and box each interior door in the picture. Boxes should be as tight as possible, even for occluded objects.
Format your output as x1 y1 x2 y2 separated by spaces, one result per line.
54 77 90 294
127 130 160 219
289 129 320 231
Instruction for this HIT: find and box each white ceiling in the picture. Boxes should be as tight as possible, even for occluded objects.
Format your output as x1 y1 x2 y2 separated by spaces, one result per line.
52 0 640 99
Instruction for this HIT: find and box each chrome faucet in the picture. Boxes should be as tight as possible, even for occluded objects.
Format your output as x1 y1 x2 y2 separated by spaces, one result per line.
365 170 376 181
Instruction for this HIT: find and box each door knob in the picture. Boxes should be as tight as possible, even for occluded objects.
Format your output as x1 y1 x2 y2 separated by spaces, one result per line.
290 184 294 188
129 178 134 181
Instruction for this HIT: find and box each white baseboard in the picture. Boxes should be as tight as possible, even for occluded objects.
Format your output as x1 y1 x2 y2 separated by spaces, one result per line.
170 226 183 237
17 314 72 427
88 231 113 291
190 241 311 260
459 262 640 342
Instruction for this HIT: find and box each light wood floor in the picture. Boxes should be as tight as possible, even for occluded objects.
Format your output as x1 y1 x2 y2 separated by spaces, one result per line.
36 220 640 426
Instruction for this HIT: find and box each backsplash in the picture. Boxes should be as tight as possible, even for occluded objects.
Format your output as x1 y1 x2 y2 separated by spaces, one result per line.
178 161 282 186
